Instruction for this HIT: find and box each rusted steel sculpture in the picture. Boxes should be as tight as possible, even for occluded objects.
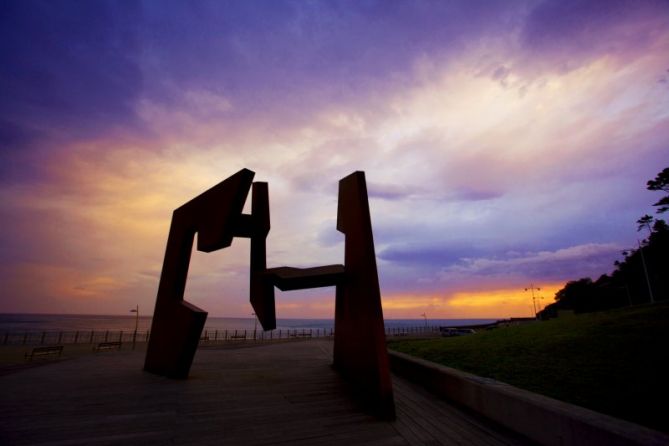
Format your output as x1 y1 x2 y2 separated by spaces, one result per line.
333 172 395 419
144 169 395 418
262 172 394 419
144 169 274 378
248 182 276 330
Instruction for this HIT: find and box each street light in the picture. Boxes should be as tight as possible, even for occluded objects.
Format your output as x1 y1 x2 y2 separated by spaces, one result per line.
130 305 139 349
637 239 655 304
535 296 545 315
252 312 258 340
524 284 541 318
622 240 655 305
420 313 428 328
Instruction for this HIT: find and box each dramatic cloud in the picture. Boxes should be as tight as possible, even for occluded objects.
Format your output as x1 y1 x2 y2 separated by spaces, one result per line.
521 0 669 61
1 0 668 317
440 243 623 280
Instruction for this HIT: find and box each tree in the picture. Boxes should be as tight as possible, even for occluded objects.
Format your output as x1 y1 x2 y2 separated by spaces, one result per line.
554 278 595 312
636 214 654 233
541 166 669 319
652 219 669 233
647 167 669 213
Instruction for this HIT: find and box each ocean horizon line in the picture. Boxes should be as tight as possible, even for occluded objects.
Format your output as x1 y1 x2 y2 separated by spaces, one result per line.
0 313 505 333
0 311 507 321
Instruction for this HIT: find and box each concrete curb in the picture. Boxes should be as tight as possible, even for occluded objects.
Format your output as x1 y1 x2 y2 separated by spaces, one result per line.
389 350 669 446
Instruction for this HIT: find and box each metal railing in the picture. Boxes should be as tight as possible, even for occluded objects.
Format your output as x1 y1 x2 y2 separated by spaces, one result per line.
1 330 150 346
1 325 441 346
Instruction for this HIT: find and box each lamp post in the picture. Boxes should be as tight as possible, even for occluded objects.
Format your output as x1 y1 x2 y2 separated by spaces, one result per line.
420 312 428 328
535 296 545 316
130 305 139 349
637 239 655 304
524 284 541 318
252 312 258 340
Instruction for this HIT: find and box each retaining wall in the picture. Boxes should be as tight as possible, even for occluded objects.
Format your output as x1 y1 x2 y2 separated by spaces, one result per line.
389 350 669 446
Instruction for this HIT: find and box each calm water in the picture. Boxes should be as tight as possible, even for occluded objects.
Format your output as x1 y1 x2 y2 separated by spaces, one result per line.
0 313 498 333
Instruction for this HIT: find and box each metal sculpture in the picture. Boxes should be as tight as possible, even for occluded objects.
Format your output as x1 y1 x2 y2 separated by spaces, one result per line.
333 172 395 419
144 169 274 378
144 169 394 419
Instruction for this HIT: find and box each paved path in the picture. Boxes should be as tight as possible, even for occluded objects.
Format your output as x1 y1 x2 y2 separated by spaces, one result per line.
0 340 533 445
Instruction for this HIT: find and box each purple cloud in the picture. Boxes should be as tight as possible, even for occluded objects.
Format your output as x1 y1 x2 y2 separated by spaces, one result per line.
521 0 669 66
0 2 143 128
441 243 623 282
367 182 424 200
1 1 521 165
379 244 484 267
1 0 667 316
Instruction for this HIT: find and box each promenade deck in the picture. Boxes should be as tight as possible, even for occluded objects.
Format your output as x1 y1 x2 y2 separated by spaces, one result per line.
0 340 532 445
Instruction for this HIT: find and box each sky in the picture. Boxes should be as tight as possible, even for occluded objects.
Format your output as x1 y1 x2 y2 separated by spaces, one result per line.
1 0 668 320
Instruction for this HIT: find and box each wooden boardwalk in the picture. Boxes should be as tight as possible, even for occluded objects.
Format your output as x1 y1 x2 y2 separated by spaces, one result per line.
0 340 533 445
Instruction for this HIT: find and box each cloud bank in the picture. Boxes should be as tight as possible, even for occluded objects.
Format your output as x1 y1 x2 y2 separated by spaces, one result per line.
1 0 668 318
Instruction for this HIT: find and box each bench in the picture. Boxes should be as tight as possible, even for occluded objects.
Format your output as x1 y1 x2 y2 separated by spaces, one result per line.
93 341 122 352
229 335 247 340
25 345 63 361
289 333 312 338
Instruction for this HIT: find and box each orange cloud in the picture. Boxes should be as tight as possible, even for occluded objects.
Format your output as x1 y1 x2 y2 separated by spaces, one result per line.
447 283 563 318
1 262 136 314
381 283 563 319
275 295 335 318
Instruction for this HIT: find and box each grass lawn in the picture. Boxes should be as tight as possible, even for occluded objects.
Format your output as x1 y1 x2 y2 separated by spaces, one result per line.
388 303 669 433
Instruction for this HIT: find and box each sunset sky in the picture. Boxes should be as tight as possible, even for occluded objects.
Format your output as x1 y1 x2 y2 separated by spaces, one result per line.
1 1 668 319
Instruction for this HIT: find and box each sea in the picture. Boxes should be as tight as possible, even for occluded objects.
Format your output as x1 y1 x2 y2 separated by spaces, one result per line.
0 313 498 333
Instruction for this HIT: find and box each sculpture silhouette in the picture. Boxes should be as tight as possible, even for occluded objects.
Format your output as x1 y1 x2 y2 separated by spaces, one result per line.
261 172 394 419
249 182 276 330
144 169 275 378
144 169 395 419
334 172 395 419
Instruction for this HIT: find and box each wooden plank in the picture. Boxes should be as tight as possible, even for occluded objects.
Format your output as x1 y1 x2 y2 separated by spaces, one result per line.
0 340 532 445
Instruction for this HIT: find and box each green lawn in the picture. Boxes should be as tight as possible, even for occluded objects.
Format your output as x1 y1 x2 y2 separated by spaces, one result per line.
388 303 669 433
